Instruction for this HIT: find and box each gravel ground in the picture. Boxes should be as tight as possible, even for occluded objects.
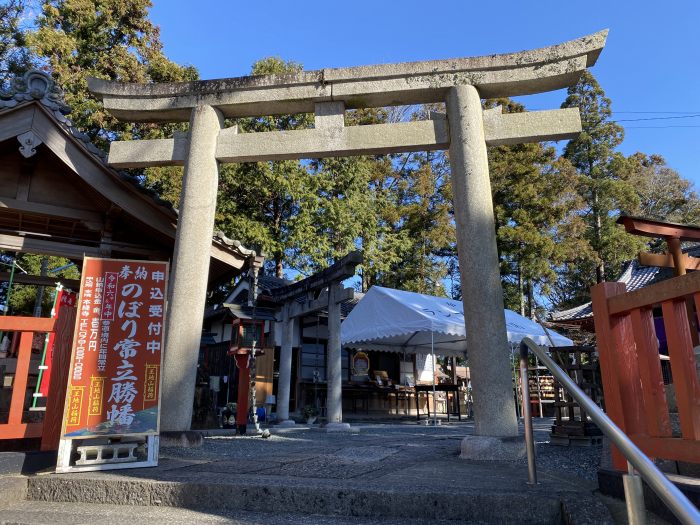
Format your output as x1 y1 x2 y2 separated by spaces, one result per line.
161 418 604 483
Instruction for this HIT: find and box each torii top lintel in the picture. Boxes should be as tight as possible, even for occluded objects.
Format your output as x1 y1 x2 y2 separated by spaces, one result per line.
88 30 607 123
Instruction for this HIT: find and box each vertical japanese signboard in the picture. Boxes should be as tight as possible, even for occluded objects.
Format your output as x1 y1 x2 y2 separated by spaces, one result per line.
60 258 168 438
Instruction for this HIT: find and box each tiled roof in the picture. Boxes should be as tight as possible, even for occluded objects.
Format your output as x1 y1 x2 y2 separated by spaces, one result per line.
550 301 593 322
550 245 700 322
1 70 256 263
258 274 292 294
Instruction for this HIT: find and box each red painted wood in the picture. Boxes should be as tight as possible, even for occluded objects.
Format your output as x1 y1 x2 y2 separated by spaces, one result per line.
594 275 700 469
591 282 629 470
662 299 700 440
630 434 700 464
7 332 34 427
611 313 647 436
235 353 250 429
629 308 671 437
40 306 76 451
0 317 55 332
0 423 43 439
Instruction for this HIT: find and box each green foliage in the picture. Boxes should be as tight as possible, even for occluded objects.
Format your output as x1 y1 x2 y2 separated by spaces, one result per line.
3 254 80 315
628 153 700 226
28 0 198 148
215 58 314 278
556 71 646 306
487 99 586 314
9 3 700 313
0 0 35 85
26 0 198 223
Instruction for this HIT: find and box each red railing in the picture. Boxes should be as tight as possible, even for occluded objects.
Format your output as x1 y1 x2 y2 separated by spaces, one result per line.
592 272 700 470
0 313 74 451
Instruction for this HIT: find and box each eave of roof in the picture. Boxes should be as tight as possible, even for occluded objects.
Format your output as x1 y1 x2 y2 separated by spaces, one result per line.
1 70 257 276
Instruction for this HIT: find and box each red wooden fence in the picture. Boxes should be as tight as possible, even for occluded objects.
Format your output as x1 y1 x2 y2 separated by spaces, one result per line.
592 272 700 471
0 313 75 451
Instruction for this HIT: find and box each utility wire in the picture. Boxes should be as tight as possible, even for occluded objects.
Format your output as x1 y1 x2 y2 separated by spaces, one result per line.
615 114 700 122
612 111 700 114
625 125 700 129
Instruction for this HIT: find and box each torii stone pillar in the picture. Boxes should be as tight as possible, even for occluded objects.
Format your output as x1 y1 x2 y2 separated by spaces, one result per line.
161 105 222 431
276 303 295 425
447 85 517 440
325 281 350 430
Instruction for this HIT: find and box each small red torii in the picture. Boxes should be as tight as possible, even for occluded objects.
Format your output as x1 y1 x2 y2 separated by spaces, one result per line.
618 214 700 343
618 215 700 276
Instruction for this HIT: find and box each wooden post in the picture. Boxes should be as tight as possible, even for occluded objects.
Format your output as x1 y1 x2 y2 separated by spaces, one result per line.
628 308 672 438
591 282 645 470
41 306 76 450
668 237 686 277
234 353 251 434
662 299 700 440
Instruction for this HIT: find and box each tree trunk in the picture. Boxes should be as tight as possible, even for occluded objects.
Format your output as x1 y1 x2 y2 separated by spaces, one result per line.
275 257 283 279
590 163 605 284
518 259 525 316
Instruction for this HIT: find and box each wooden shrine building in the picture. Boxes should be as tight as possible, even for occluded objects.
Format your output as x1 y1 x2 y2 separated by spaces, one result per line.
0 70 255 279
0 70 257 448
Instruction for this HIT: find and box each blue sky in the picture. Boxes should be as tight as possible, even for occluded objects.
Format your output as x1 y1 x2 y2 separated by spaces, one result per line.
150 1 700 186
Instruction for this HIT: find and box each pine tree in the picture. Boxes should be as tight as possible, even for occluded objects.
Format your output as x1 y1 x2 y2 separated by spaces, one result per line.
215 58 314 278
559 71 644 293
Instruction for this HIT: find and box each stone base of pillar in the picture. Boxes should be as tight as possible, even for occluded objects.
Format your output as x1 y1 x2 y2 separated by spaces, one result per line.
276 420 296 428
159 431 204 448
459 435 525 461
325 422 357 433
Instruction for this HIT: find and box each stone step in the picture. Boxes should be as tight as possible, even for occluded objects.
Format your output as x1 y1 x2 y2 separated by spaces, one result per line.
23 474 610 525
0 500 485 525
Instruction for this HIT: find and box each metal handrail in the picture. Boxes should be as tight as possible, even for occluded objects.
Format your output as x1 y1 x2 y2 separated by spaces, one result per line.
519 337 700 525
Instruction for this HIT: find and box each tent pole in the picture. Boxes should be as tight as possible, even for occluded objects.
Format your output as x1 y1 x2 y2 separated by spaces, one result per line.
431 326 437 426
512 344 521 419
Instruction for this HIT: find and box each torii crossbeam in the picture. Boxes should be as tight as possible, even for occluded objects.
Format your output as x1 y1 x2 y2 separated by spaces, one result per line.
88 31 608 452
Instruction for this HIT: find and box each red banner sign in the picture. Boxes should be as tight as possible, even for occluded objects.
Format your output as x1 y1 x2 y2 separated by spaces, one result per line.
60 257 169 438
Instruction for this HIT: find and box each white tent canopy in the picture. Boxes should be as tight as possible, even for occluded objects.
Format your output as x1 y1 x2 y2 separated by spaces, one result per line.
341 286 572 357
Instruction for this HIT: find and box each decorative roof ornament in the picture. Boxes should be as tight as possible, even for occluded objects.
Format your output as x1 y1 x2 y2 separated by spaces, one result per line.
1 69 71 117
214 230 257 258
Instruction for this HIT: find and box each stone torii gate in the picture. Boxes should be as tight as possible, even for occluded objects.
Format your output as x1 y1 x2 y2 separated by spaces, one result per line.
87 31 608 448
271 251 362 429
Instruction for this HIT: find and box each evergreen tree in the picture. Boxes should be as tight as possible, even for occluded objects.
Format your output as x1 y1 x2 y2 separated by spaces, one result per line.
628 153 700 226
215 58 314 278
299 108 402 281
0 0 35 86
5 255 80 315
559 71 644 297
28 0 198 147
487 99 585 315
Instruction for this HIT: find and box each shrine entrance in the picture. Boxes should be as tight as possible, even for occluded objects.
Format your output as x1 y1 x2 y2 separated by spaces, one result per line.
87 31 609 449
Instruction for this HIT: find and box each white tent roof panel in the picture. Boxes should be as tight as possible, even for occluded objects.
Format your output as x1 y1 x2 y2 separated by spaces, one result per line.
341 286 572 357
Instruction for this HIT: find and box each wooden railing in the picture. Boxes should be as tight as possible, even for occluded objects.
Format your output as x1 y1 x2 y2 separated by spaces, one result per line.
592 272 700 470
0 313 74 451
